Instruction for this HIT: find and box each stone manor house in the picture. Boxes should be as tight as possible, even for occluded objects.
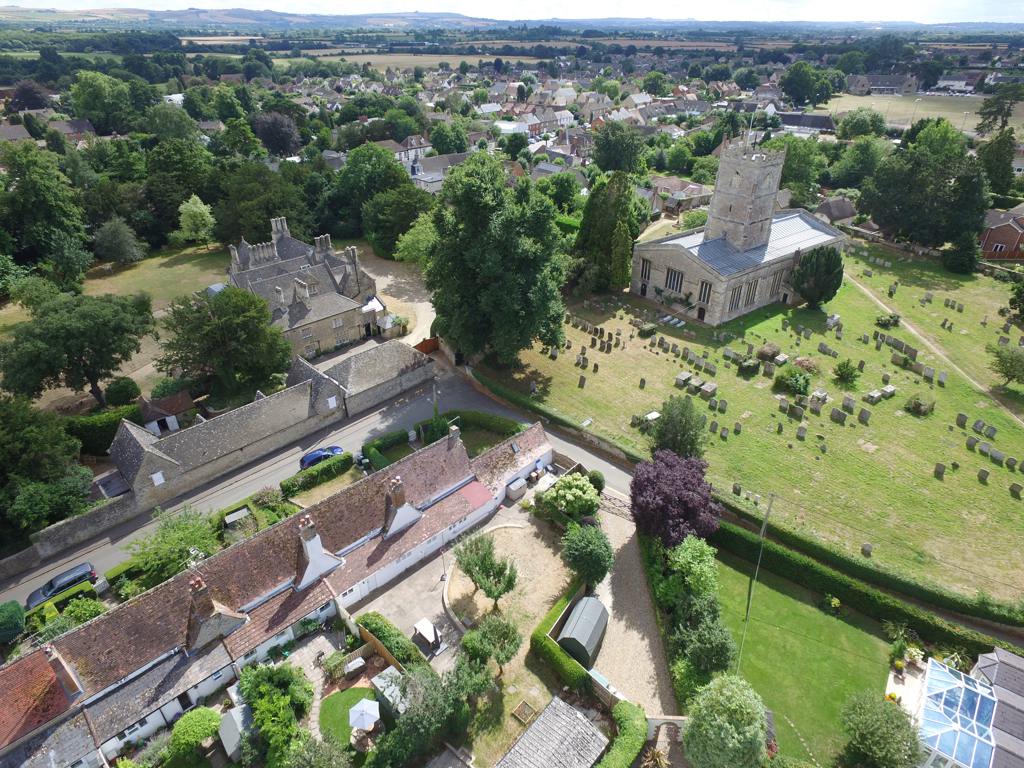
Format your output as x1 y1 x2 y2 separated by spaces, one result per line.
631 140 845 326
228 218 400 358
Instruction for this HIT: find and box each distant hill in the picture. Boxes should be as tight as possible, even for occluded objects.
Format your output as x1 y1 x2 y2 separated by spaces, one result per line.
0 6 1021 33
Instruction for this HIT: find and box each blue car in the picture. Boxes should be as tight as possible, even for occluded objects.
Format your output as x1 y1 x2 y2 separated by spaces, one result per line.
300 445 344 471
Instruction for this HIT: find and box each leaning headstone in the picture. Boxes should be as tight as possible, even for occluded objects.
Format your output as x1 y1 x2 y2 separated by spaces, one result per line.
578 374 586 388
1012 483 1023 500
858 408 871 425
842 395 856 413
830 408 847 425
592 337 598 348
779 398 790 413
956 413 968 428
934 463 946 480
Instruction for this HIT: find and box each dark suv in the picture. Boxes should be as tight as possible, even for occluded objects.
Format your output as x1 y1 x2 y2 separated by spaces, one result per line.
26 562 97 610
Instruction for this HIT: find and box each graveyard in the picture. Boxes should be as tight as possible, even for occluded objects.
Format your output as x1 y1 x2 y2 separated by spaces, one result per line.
479 246 1024 602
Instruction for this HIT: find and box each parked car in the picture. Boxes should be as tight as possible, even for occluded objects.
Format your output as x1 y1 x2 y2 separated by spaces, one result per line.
299 445 344 471
26 562 97 610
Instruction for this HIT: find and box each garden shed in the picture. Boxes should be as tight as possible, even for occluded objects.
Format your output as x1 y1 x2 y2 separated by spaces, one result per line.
556 596 608 669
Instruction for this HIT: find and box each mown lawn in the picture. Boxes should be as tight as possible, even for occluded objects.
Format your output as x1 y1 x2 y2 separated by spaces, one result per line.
319 687 377 746
293 466 366 506
717 552 890 764
459 426 509 458
480 259 1024 600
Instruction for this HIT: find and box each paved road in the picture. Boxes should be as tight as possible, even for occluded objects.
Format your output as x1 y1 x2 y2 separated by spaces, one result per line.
0 365 631 608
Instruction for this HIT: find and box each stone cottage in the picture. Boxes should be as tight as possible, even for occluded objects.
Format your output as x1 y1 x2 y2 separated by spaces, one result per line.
630 140 845 326
229 218 398 358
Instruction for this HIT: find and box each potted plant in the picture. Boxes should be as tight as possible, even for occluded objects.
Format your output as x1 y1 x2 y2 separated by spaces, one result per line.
905 646 924 669
893 658 906 679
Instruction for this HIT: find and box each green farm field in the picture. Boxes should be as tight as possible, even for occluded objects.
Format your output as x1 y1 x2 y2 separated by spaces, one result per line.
276 52 543 70
481 251 1024 601
811 93 1024 134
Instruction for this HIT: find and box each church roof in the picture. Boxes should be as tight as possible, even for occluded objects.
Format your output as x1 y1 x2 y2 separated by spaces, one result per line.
656 210 843 277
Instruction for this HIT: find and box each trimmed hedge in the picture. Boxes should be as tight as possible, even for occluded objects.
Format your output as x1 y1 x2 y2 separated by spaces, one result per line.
64 404 142 456
424 409 524 439
103 559 143 585
365 446 392 472
529 580 591 693
992 194 1024 210
279 452 354 498
362 429 409 456
595 701 647 768
25 581 98 633
719 496 1024 628
356 611 432 671
711 521 1021 655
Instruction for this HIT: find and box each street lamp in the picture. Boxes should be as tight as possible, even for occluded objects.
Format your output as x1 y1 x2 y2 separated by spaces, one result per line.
960 110 970 133
910 97 923 125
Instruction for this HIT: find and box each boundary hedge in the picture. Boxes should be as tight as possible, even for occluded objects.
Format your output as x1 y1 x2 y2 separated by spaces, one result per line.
529 580 591 693
473 366 1024 629
719 496 1024 628
24 581 98 633
595 701 647 768
711 521 1021 655
279 452 354 498
64 404 143 456
356 611 432 672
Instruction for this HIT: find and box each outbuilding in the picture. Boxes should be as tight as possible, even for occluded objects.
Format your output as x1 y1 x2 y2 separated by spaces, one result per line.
556 596 608 669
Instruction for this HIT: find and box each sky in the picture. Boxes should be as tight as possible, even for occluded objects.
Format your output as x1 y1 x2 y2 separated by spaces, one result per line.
7 0 1018 23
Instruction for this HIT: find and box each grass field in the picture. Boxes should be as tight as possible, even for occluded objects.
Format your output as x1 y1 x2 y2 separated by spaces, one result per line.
717 552 890 763
811 93 1024 134
480 252 1024 600
292 466 365 507
319 687 377 746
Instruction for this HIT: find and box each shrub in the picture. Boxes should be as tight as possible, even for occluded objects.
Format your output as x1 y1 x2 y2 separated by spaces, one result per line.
875 313 901 329
322 651 348 682
545 473 601 519
737 357 760 376
793 357 820 374
595 701 647 768
0 600 25 644
666 536 719 597
631 451 720 547
684 675 767 768
775 366 810 396
356 611 430 669
279 452 354 497
169 707 220 757
833 359 861 386
151 376 193 399
670 655 711 708
105 376 141 406
840 691 922 768
64 404 142 456
682 617 736 674
61 597 106 625
364 446 391 471
561 523 615 586
587 469 605 493
652 394 706 459
638 322 657 338
905 393 935 417
529 581 591 692
37 614 76 641
116 578 145 601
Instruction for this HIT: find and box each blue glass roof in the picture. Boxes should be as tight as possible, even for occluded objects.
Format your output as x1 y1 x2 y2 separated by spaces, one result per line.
921 658 998 768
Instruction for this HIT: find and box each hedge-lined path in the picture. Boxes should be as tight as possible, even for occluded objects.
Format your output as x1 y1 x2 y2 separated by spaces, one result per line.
289 630 346 740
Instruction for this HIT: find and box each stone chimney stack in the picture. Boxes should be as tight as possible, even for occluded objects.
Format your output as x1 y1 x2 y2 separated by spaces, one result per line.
295 514 343 590
294 278 310 299
44 645 82 698
275 286 285 303
298 514 317 542
229 245 240 272
185 575 246 650
448 424 461 447
384 476 405 534
270 217 290 244
313 234 332 263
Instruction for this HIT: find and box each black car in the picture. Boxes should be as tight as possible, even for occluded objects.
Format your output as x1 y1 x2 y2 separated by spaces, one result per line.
26 562 97 610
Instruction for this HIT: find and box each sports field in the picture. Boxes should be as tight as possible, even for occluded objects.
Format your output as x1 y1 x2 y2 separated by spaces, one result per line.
812 93 1024 134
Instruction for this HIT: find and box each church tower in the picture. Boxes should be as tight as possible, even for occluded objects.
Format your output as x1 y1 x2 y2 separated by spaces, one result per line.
704 140 786 252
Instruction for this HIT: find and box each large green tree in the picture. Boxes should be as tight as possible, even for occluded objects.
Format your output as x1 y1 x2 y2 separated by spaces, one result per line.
652 394 706 459
70 71 136 135
429 122 468 155
425 153 566 364
976 84 1024 134
144 138 213 239
830 136 891 188
0 293 153 406
780 61 828 106
763 134 825 208
393 212 438 266
324 142 411 236
837 107 886 139
561 523 615 586
93 215 146 265
840 691 921 768
574 171 647 291
684 675 767 768
157 285 290 394
171 194 216 249
362 186 434 257
213 162 311 244
128 508 220 589
0 142 86 263
593 121 646 173
977 128 1016 196
790 246 844 309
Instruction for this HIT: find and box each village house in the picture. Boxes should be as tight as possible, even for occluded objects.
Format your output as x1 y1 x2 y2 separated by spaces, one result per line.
980 208 1024 260
845 73 919 96
0 424 554 768
631 140 845 325
228 217 393 358
410 151 471 193
372 135 431 170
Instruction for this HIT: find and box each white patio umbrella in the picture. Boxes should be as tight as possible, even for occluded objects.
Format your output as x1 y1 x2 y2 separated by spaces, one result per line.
349 698 381 731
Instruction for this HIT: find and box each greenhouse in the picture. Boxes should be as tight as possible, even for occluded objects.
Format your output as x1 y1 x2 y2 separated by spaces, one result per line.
917 658 997 768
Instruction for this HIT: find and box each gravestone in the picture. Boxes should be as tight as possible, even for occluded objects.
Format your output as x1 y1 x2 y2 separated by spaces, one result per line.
864 269 873 277
980 442 991 457
923 367 934 383
999 336 1010 346
967 436 979 450
550 347 558 360
700 382 718 399
876 339 884 351
789 405 805 420
593 362 599 373
1012 483 1023 500
937 371 947 387
704 363 717 376
957 303 964 313
675 371 692 388
720 428 729 440
978 468 989 483
1003 322 1011 334
991 449 1006 466
1007 457 1018 471
733 483 742 495
934 463 945 480
565 340 572 350
882 373 891 384
843 395 856 413
941 319 947 329
763 362 776 376
708 398 717 411
578 375 586 388
857 360 865 372
810 401 822 416
718 400 728 413
734 422 742 434
709 420 719 434
956 413 968 429
830 408 847 425
530 381 538 395
865 390 882 404
985 425 997 440
639 378 645 389
858 408 871 425
797 425 807 440
592 337 598 348
881 384 897 399
803 329 812 339
779 398 790 413
776 422 784 434
973 419 986 434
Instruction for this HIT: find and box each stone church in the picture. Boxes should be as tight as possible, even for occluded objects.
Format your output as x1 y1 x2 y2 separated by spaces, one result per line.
631 140 845 326
228 218 398 358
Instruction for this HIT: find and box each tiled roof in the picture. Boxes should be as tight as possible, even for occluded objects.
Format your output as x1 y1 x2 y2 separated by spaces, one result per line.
495 697 608 768
84 642 231 743
223 581 331 658
0 651 73 749
321 341 432 395
138 390 194 422
1 711 95 768
471 423 550 494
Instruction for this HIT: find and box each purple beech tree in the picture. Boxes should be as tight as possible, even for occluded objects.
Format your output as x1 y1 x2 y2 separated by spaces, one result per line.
630 450 721 546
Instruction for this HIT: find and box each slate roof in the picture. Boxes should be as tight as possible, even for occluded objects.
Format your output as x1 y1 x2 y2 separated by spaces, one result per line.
974 648 1024 768
778 112 836 132
1 711 95 768
321 341 432 395
470 423 550 494
495 697 608 768
137 390 194 423
0 124 31 141
84 642 231 743
655 210 844 278
0 651 73 749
